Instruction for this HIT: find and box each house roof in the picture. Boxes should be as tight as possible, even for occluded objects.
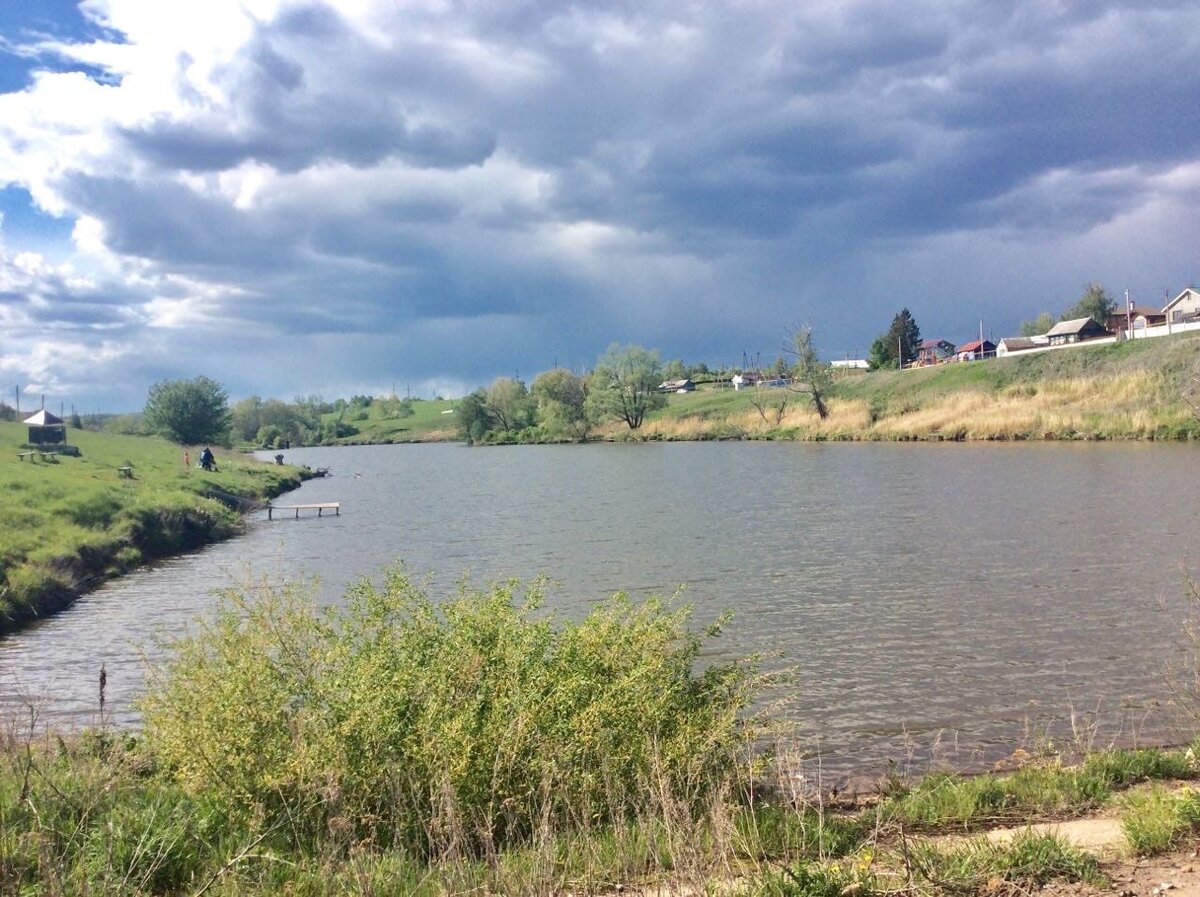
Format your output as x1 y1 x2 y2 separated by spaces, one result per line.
1163 288 1200 313
23 409 64 426
957 339 994 353
998 337 1038 351
1045 317 1104 337
919 338 954 350
1110 305 1164 318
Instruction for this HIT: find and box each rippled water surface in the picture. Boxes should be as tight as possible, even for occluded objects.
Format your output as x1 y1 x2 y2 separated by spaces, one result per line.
3 441 1199 774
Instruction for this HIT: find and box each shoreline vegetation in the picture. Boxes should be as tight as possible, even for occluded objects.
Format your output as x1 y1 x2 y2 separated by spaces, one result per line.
272 330 1200 448
4 570 1200 895
0 422 307 636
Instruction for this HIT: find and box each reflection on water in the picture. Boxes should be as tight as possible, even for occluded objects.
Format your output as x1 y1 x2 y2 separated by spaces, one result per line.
2 441 1199 774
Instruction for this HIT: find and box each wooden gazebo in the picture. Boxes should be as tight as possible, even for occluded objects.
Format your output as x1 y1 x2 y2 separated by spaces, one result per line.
24 409 67 445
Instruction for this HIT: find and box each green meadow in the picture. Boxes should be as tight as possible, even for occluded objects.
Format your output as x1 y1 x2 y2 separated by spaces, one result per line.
0 422 304 633
315 396 459 445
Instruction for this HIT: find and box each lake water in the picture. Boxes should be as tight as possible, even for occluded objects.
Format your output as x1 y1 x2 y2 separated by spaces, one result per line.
3 441 1200 777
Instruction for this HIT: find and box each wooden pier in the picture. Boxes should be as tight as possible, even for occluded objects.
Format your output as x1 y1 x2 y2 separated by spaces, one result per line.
266 502 340 520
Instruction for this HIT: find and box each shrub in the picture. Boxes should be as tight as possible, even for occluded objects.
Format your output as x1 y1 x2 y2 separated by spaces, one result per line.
139 568 760 862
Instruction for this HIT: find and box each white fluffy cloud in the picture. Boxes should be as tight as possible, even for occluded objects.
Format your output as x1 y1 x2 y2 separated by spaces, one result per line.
1 0 1198 408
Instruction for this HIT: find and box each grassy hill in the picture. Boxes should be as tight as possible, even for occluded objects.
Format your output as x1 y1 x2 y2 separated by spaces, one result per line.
624 331 1200 442
318 397 459 444
0 423 305 633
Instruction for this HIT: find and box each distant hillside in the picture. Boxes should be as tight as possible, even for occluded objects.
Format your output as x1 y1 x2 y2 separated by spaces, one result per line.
318 397 460 445
626 331 1200 441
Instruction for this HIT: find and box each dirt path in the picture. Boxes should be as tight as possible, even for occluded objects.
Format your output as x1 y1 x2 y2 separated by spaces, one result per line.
983 815 1200 897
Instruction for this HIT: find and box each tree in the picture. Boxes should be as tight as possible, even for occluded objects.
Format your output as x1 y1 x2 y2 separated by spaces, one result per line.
532 368 590 440
661 358 687 382
230 396 263 442
1019 313 1056 337
485 377 535 433
1061 282 1115 327
456 389 495 444
868 309 921 370
586 343 667 430
143 376 231 445
867 336 894 371
786 325 833 419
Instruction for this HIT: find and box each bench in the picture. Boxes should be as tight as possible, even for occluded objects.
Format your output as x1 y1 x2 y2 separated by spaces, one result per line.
266 502 340 520
117 466 134 479
17 450 58 462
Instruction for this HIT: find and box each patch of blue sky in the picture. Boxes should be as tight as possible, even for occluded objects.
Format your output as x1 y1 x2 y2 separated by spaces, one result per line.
0 0 124 93
0 186 75 249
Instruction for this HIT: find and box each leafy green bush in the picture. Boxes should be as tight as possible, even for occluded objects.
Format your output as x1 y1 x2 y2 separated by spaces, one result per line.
140 568 760 862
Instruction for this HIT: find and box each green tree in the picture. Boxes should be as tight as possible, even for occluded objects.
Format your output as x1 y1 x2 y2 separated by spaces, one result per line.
1019 313 1056 337
456 389 495 444
143 376 231 445
230 396 262 442
1061 282 1115 326
532 368 590 440
787 325 833 419
867 336 893 371
661 358 687 381
586 343 667 430
485 377 535 433
868 309 921 370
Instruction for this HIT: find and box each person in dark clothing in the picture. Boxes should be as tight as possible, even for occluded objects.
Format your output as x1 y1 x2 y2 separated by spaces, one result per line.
199 446 218 471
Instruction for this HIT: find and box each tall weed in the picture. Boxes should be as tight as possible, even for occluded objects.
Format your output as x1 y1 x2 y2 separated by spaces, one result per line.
139 568 761 863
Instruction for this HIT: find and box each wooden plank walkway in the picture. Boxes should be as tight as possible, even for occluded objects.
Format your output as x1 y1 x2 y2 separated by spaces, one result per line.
266 502 340 520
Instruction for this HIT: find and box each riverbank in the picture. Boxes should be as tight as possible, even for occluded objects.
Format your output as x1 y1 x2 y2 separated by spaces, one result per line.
0 423 306 635
623 331 1200 443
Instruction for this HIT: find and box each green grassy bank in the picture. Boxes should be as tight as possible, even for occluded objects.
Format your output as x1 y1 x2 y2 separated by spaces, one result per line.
3 569 1199 895
315 396 459 445
0 423 305 634
624 332 1200 442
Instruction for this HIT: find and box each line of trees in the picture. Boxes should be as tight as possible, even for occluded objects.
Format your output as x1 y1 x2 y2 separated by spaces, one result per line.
135 377 423 447
457 343 670 444
1020 283 1116 336
102 327 849 450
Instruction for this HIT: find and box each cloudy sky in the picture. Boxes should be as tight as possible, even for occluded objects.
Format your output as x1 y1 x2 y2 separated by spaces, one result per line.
1 0 1198 411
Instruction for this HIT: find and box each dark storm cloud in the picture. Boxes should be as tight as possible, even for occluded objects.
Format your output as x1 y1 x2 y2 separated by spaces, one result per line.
4 0 1200 409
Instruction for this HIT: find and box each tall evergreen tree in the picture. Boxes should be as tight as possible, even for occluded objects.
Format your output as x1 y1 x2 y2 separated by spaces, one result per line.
868 308 922 370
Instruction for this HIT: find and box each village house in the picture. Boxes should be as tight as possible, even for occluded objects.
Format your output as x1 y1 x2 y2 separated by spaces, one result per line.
955 339 995 361
658 378 695 393
916 338 955 365
1045 317 1109 346
1163 288 1200 325
996 336 1040 357
1107 305 1166 334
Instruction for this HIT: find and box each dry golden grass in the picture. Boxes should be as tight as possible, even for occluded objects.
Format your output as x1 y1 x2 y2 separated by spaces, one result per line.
617 368 1195 443
870 371 1184 440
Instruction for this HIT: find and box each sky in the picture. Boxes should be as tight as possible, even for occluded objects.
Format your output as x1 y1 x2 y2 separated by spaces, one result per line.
1 1 1199 412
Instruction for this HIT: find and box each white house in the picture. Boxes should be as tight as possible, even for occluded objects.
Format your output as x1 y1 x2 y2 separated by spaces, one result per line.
1163 288 1200 325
